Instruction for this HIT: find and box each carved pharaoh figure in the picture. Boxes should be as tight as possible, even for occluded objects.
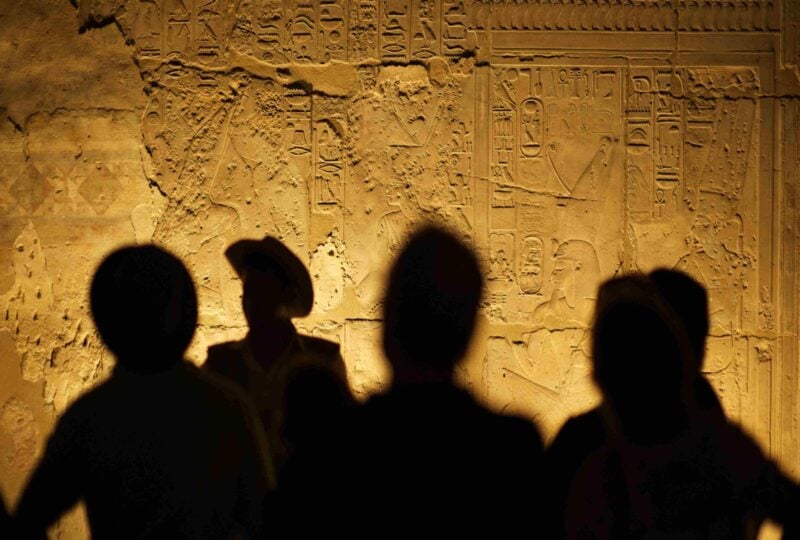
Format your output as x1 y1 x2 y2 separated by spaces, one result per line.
356 179 418 313
531 240 599 329
522 240 603 435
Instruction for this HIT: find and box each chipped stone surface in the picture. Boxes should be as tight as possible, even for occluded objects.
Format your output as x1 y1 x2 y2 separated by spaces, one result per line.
1 2 800 535
1 397 39 473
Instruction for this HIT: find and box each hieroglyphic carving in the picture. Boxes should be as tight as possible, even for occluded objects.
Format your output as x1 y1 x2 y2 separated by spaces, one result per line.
493 66 620 200
288 1 317 62
676 214 753 334
678 68 759 339
479 58 766 442
129 0 236 63
448 121 474 208
5 3 800 536
251 0 286 63
313 114 345 210
489 231 515 282
442 0 475 56
135 0 479 65
131 0 164 59
653 69 683 219
379 0 411 61
697 99 756 199
285 87 312 158
519 235 544 294
319 0 348 62
625 67 759 223
10 2 792 481
519 98 544 158
482 0 777 32
625 69 655 220
410 0 438 59
348 1 379 60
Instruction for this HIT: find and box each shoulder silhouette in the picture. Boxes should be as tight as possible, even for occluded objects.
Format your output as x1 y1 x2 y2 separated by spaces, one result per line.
14 245 273 539
346 226 543 535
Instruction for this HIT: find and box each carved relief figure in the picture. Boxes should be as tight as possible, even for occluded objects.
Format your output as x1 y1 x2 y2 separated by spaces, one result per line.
522 240 602 434
489 232 516 282
377 180 416 255
40 0 778 468
531 240 599 328
490 249 513 281
486 239 603 437
355 175 419 313
675 214 751 334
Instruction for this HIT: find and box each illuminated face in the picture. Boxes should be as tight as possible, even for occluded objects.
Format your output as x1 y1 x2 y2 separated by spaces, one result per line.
551 256 579 290
692 217 714 244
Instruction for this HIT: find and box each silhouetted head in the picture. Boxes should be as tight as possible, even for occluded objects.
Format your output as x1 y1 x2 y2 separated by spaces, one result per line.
649 268 708 372
383 226 483 378
225 237 313 326
90 245 197 373
592 274 693 441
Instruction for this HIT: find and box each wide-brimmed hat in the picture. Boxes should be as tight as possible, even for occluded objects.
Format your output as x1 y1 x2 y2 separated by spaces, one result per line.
225 236 313 318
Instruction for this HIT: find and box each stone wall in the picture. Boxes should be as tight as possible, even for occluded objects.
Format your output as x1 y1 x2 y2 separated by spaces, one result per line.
1 1 799 536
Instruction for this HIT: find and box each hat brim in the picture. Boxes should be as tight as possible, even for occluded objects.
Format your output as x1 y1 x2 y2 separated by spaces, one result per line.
225 237 314 318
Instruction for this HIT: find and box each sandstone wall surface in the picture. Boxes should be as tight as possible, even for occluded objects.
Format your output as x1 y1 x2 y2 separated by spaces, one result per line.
1 1 799 536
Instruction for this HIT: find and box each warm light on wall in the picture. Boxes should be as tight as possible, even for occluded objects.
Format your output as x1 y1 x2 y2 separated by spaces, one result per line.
1 2 799 537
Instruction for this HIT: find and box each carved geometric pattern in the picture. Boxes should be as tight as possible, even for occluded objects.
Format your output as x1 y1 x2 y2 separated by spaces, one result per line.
9 164 53 214
78 163 122 215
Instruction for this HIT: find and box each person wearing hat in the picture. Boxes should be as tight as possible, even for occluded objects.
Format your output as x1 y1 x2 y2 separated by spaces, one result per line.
204 236 349 478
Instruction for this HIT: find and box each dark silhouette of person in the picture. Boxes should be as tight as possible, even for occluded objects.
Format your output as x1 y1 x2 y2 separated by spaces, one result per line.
267 364 356 534
545 274 800 538
649 268 723 415
543 270 723 536
343 226 544 534
649 269 800 537
590 275 696 444
13 245 274 539
540 275 677 536
204 236 349 479
0 492 10 538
